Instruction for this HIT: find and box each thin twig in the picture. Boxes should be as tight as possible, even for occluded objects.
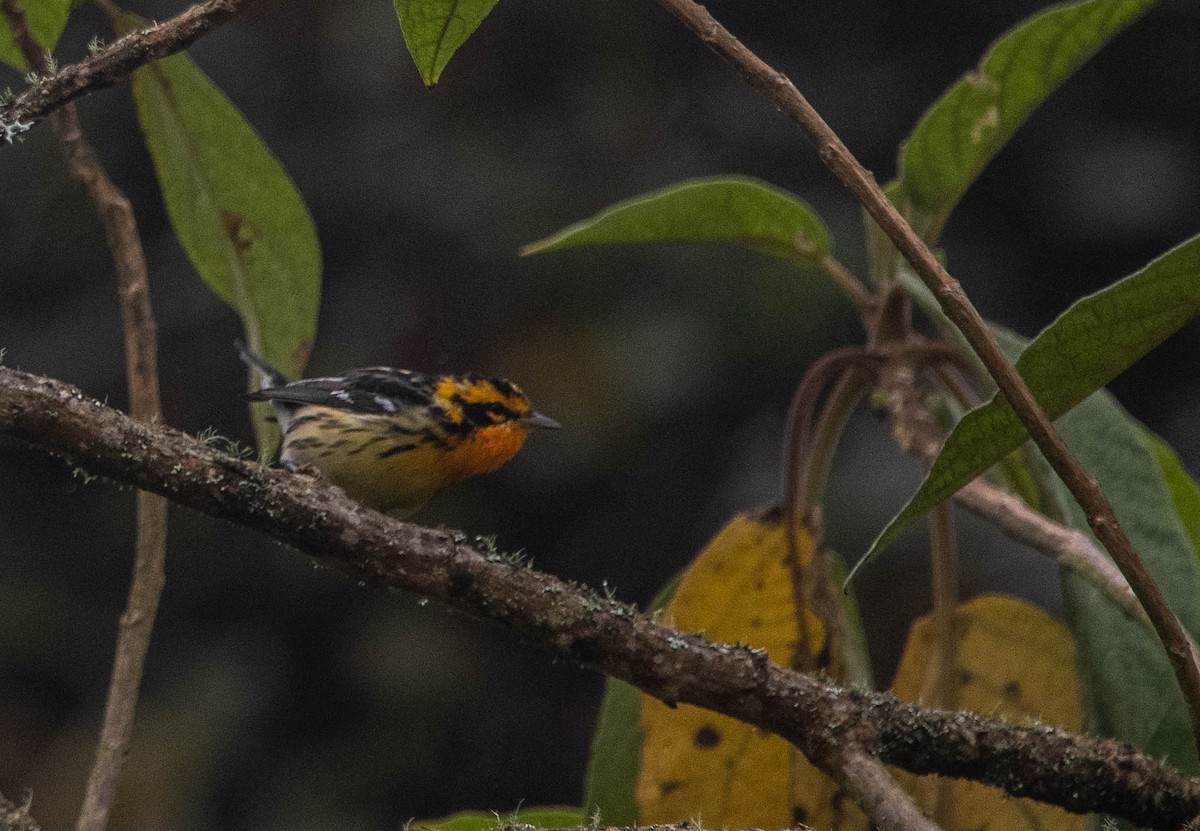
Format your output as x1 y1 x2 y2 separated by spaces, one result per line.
650 0 1200 751
929 494 961 718
0 0 250 143
0 3 168 830
832 747 945 831
0 792 41 831
952 476 1200 669
3 367 1200 829
927 502 959 828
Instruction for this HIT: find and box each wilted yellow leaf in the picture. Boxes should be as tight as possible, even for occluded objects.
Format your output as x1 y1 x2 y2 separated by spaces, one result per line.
891 593 1082 831
636 509 866 831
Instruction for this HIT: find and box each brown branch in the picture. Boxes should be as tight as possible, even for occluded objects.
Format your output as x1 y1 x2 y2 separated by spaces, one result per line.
833 747 944 831
0 0 251 144
650 0 1200 752
0 3 168 830
2 367 1199 829
540 826 800 831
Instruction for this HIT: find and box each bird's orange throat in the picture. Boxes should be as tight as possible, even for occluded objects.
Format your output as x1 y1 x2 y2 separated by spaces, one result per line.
439 424 529 482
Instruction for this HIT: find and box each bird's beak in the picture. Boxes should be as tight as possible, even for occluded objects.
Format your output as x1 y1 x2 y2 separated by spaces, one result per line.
521 411 562 430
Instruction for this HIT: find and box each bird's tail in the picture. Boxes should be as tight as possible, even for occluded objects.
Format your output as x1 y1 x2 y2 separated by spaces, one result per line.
235 340 290 390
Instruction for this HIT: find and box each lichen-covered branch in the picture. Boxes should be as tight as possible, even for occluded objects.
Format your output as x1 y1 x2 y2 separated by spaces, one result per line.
2 366 1198 828
0 0 250 144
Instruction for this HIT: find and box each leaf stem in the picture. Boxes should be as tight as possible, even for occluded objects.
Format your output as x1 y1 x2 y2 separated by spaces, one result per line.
650 0 1200 755
782 349 877 536
819 254 873 321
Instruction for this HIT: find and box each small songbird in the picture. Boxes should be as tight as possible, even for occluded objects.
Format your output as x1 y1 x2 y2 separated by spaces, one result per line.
238 343 560 516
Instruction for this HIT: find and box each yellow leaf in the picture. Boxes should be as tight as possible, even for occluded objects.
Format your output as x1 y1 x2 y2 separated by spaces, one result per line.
890 594 1083 831
636 509 866 831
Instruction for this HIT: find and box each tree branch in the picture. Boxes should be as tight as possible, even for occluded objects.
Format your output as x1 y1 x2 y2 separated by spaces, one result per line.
0 0 251 144
650 0 1200 751
2 366 1198 828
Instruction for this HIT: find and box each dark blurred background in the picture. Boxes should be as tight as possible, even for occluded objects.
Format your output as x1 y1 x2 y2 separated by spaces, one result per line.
2 0 1198 828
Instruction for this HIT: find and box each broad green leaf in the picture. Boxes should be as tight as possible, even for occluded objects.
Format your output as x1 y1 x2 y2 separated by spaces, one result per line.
890 595 1083 831
1144 430 1200 561
899 0 1154 240
128 25 321 455
1055 400 1200 773
415 807 584 831
393 0 501 87
0 0 71 70
863 232 1200 566
522 176 832 269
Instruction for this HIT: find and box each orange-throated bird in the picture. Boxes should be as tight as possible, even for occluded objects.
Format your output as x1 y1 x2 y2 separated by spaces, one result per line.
238 343 559 516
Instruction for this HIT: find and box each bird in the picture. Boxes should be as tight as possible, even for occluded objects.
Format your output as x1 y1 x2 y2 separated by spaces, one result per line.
237 342 559 516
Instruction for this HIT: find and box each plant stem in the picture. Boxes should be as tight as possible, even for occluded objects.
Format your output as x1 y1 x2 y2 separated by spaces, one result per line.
650 0 1200 754
0 3 168 830
819 254 872 320
782 350 877 680
928 502 959 828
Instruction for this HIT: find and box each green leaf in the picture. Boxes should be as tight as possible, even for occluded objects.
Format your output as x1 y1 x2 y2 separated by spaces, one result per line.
827 552 874 690
583 677 642 825
128 25 321 455
1056 401 1200 773
899 0 1154 240
1144 429 1200 561
393 0 502 87
861 232 1200 568
0 0 72 70
521 176 832 269
584 576 679 825
415 807 585 831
